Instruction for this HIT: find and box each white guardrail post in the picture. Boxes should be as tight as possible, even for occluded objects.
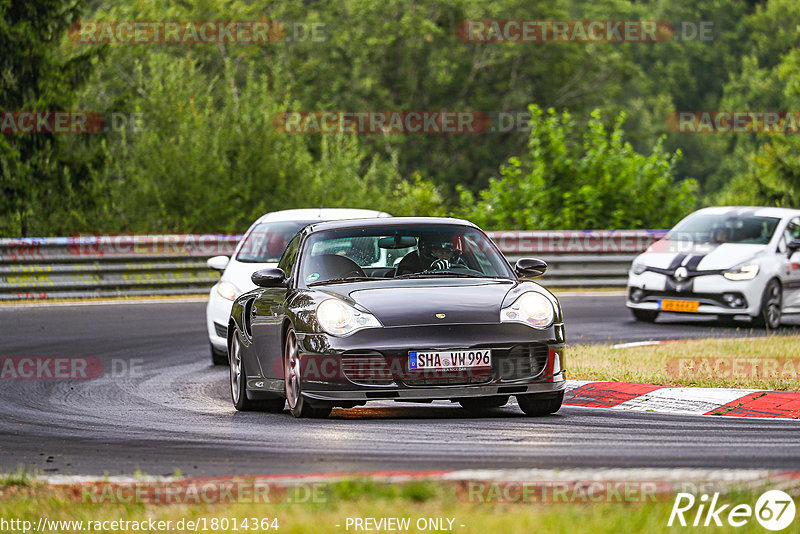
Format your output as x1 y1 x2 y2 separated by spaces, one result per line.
0 230 666 300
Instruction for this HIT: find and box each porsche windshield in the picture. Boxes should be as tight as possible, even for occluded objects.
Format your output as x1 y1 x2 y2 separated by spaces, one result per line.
668 214 780 245
236 221 314 263
300 225 514 285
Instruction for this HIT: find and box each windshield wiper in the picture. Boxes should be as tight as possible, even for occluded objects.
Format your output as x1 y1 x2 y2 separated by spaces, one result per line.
394 272 488 279
308 276 374 286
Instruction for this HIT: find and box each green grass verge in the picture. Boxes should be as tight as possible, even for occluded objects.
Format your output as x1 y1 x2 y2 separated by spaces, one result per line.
570 335 800 390
0 478 784 534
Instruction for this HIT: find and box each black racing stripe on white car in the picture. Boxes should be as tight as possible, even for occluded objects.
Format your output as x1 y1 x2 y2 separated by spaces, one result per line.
667 254 688 271
684 253 708 271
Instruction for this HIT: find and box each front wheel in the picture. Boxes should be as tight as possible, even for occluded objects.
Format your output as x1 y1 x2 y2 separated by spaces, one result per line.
516 391 564 416
631 308 659 322
752 279 782 330
284 328 332 418
230 330 285 412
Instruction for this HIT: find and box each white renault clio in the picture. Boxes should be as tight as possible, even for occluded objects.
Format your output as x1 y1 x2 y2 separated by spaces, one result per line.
206 208 390 364
627 207 800 328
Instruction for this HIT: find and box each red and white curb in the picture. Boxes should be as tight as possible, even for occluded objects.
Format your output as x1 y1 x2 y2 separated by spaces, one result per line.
564 381 800 419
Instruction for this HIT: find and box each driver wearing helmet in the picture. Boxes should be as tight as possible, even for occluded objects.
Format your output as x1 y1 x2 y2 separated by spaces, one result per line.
396 234 465 275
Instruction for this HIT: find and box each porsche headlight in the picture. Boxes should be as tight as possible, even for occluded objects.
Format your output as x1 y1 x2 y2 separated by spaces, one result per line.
631 261 648 275
216 281 240 301
501 292 556 329
316 299 382 337
723 264 759 281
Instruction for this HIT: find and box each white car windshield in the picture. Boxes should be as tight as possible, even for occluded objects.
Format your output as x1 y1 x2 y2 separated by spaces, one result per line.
236 221 314 263
668 214 780 245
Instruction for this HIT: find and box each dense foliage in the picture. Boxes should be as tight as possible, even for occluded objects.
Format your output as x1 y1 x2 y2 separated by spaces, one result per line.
1 0 799 235
458 106 697 229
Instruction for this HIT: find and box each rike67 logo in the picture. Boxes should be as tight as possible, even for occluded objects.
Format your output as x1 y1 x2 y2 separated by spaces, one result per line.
668 490 796 531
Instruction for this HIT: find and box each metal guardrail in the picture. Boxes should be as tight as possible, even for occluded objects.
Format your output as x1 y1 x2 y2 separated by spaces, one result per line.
0 230 666 300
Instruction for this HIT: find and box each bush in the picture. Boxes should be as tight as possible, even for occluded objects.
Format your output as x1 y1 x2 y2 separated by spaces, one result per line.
457 105 697 230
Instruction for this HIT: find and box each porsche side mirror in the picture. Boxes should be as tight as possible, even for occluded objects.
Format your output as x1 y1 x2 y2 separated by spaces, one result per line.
788 239 800 257
515 258 548 278
207 255 230 272
251 268 287 288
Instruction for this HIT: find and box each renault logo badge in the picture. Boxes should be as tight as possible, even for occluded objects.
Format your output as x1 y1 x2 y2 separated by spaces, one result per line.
674 266 688 282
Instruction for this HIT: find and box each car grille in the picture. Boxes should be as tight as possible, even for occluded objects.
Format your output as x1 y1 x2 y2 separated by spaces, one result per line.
341 352 394 386
632 289 747 309
339 345 550 387
401 369 491 386
493 344 549 380
213 322 227 338
530 344 549 377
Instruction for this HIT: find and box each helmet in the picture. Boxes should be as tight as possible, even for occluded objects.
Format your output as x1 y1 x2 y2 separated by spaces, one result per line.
418 233 456 260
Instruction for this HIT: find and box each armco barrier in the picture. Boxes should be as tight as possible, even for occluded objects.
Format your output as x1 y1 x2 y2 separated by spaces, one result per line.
0 230 666 300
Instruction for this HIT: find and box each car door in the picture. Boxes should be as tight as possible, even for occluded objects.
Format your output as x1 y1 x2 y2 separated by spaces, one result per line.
252 234 302 378
779 217 800 312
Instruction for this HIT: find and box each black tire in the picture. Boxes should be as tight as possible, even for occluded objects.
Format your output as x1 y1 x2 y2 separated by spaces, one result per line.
459 396 509 412
752 279 782 330
211 342 228 366
284 328 332 419
516 391 564 416
631 309 659 322
230 329 286 412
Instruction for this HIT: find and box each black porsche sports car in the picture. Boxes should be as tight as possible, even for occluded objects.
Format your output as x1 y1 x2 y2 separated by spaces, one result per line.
226 217 567 418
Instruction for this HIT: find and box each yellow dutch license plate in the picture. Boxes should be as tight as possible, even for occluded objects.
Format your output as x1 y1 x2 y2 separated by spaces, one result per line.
659 299 700 313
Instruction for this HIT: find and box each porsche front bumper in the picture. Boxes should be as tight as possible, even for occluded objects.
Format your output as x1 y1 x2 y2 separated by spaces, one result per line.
247 322 567 403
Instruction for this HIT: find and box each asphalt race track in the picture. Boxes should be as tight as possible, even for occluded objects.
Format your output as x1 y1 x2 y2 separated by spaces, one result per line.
1 294 798 477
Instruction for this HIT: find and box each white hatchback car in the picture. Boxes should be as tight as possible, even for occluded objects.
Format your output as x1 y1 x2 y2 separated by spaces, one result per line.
206 208 390 364
627 206 800 328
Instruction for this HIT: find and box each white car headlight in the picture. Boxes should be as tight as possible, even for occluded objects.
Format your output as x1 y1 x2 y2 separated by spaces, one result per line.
316 299 382 336
631 261 647 275
723 264 759 281
216 281 240 301
501 292 555 329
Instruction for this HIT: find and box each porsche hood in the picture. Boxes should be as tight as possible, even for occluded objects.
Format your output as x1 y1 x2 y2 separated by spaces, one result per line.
319 279 517 327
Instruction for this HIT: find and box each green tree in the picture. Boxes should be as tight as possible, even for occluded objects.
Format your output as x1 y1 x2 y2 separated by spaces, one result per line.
267 0 637 196
457 105 697 229
0 0 101 236
81 50 443 233
718 47 800 207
